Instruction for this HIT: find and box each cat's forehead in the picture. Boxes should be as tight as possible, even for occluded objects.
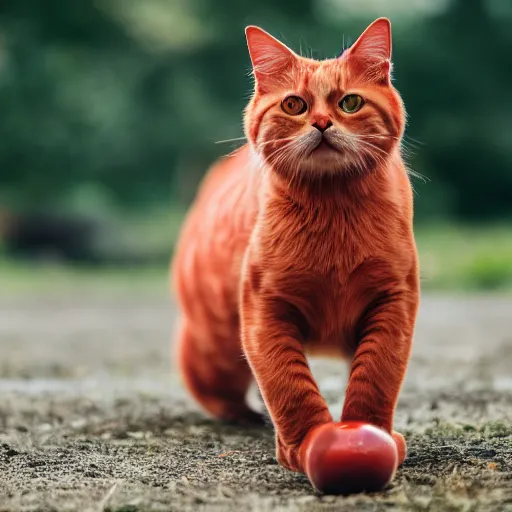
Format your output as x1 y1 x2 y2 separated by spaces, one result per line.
298 57 349 96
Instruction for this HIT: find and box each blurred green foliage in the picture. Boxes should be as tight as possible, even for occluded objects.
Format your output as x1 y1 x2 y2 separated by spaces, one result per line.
417 224 512 291
0 0 511 221
2 223 512 296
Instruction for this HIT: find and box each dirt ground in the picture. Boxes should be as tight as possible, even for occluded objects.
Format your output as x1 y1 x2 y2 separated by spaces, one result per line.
0 290 511 512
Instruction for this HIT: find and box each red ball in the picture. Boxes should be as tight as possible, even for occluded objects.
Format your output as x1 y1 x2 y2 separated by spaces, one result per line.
301 422 398 495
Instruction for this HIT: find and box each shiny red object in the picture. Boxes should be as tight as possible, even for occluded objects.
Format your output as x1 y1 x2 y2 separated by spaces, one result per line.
301 422 398 495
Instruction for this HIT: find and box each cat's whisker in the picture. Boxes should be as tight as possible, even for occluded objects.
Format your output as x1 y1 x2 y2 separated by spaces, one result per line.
215 136 247 145
356 134 423 157
351 136 425 180
354 140 388 156
361 135 401 141
334 135 390 177
404 135 425 147
405 167 429 183
257 136 297 149
358 138 427 183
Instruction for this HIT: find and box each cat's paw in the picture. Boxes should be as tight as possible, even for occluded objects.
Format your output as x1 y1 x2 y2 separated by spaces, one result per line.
392 431 407 465
276 437 303 473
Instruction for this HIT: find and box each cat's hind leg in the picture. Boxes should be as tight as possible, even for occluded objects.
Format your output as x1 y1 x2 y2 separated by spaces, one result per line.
175 320 265 425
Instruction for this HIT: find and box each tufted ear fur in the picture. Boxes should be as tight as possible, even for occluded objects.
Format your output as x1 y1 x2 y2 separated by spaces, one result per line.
245 26 299 93
347 18 392 83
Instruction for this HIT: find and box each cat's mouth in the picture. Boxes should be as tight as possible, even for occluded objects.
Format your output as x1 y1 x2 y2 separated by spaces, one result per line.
312 136 339 154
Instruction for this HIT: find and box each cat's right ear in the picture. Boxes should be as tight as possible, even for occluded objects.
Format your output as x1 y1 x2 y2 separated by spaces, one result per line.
245 26 297 93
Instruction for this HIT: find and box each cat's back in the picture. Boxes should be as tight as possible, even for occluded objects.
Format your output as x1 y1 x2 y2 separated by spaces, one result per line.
172 145 259 316
177 144 258 241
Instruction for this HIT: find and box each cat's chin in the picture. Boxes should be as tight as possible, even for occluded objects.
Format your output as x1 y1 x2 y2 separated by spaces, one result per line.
258 146 376 180
268 154 364 180
297 150 360 177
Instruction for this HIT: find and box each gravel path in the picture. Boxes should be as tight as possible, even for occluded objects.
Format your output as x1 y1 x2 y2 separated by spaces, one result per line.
0 292 511 511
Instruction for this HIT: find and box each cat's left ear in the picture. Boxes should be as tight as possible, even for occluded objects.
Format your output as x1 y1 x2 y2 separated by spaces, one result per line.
245 26 298 93
346 18 392 82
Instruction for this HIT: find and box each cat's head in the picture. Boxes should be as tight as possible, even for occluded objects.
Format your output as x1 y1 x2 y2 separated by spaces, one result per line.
244 18 405 180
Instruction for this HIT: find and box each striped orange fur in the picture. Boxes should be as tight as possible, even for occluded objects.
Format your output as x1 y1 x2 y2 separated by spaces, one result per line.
172 18 420 472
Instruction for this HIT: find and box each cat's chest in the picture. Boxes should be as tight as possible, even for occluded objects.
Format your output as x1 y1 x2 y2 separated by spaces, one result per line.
260 210 406 347
271 254 397 353
264 207 388 277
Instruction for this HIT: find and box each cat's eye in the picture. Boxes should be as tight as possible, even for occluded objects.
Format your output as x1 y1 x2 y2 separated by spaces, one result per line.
339 94 365 114
281 96 307 116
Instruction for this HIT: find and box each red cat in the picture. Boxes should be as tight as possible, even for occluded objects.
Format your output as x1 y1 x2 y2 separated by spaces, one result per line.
172 18 420 473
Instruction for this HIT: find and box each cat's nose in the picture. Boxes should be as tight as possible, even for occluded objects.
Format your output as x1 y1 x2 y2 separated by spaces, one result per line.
312 119 333 133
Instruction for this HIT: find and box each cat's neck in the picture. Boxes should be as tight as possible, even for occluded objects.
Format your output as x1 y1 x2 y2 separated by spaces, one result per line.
264 161 395 213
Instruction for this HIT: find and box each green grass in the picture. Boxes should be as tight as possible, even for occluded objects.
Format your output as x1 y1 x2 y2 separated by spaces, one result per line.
0 259 168 298
417 224 512 291
1 223 511 297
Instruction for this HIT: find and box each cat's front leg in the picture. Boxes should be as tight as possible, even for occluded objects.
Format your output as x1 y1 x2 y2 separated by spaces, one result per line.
341 282 419 465
276 432 302 472
240 286 332 472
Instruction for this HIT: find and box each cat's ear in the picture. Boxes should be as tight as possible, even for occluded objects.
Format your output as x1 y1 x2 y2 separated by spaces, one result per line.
347 18 392 82
245 26 298 93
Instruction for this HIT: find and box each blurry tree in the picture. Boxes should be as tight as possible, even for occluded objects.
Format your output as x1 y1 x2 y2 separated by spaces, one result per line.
0 0 510 221
394 0 512 220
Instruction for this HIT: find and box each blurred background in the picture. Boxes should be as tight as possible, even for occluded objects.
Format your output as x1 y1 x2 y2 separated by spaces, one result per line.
0 0 511 295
